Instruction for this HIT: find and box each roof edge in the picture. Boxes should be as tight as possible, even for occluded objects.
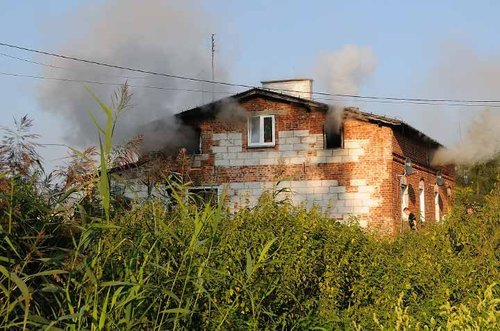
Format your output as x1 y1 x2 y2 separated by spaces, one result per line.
175 88 444 148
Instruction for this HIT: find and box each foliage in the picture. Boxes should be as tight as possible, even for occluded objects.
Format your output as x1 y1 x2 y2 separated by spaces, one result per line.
0 88 498 330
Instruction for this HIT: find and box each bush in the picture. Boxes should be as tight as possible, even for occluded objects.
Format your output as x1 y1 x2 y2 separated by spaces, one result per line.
1 99 498 329
1 183 498 330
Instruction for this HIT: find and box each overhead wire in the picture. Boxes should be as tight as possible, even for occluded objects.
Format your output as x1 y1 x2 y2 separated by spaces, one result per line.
314 96 500 108
2 71 500 108
1 51 163 81
0 72 239 95
1 41 500 107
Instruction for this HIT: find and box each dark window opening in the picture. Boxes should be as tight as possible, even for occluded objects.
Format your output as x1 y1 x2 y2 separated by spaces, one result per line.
186 127 202 154
324 125 343 149
188 187 219 207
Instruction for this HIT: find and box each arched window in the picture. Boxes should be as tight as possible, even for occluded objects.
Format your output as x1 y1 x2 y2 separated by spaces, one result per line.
401 183 409 219
419 179 425 223
434 184 440 222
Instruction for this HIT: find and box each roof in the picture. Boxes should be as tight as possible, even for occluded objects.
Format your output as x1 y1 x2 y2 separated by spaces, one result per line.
176 88 443 147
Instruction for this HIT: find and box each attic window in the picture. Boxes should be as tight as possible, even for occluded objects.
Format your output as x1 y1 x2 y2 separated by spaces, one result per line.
324 124 343 149
186 127 202 154
195 127 202 154
248 115 275 147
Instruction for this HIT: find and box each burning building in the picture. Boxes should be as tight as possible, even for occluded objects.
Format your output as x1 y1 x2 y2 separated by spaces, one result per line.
113 79 455 236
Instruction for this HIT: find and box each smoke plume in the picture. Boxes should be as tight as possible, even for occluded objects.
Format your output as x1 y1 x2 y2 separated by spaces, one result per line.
314 45 376 134
314 45 376 95
423 41 500 165
214 98 249 123
38 0 229 152
432 110 500 165
325 106 344 135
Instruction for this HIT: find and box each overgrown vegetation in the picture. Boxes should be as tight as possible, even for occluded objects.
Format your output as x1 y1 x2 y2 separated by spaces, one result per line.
0 88 498 330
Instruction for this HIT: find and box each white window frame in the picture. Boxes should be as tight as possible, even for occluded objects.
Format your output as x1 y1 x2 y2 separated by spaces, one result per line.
434 192 441 222
401 184 409 219
419 180 426 223
247 115 276 147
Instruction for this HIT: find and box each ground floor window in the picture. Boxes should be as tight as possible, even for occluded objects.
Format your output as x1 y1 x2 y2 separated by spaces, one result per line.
434 192 440 221
401 184 409 219
419 180 425 223
188 186 220 206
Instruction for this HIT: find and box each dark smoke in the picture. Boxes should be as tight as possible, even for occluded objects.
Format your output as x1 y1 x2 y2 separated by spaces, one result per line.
214 98 249 123
38 0 230 152
325 106 344 134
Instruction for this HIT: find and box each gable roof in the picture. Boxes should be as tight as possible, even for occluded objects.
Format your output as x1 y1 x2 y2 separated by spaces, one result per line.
176 88 443 147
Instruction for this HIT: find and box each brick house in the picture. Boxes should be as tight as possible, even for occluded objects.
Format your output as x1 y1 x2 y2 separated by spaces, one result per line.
116 79 455 236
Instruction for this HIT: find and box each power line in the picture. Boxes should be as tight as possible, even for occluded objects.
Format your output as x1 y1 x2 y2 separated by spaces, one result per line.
2 41 500 105
314 96 500 108
0 72 238 95
3 71 500 108
0 51 151 81
0 41 255 89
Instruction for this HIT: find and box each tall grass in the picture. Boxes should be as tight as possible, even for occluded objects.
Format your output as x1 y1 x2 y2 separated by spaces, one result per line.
0 89 498 330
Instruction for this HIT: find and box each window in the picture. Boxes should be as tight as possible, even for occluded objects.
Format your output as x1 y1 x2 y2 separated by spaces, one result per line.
324 124 343 149
186 127 202 154
188 186 220 206
401 184 409 219
434 192 441 222
196 128 202 154
248 115 275 147
419 180 426 223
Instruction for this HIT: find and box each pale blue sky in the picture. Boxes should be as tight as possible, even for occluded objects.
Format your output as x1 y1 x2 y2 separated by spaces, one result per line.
1 0 499 169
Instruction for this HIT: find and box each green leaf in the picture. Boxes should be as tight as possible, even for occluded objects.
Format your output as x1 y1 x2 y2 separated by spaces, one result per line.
0 265 30 302
101 281 134 287
99 288 111 330
24 269 68 281
258 237 277 264
162 308 191 314
246 251 254 279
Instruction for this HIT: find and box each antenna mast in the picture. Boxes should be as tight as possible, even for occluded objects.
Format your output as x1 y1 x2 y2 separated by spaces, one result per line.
211 34 215 101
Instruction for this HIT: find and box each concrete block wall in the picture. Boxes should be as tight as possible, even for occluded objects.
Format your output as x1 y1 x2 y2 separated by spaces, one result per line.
223 179 378 227
210 130 368 167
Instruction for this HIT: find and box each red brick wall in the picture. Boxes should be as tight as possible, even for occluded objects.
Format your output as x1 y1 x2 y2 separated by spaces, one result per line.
182 95 454 237
392 131 455 233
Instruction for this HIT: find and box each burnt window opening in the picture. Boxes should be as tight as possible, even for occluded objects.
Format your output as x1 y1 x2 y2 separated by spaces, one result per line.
186 127 202 154
324 124 343 149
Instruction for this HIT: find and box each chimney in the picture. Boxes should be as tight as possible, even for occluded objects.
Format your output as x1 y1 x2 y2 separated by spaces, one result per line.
261 78 313 100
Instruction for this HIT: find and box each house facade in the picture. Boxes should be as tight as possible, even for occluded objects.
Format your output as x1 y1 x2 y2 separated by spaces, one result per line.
118 79 455 236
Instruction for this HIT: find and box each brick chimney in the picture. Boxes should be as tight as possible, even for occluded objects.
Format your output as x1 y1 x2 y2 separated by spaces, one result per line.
261 78 313 100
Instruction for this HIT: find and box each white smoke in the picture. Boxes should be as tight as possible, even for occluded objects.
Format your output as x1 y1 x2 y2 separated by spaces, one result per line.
38 0 229 151
432 110 500 165
314 45 377 133
314 45 376 95
425 41 500 165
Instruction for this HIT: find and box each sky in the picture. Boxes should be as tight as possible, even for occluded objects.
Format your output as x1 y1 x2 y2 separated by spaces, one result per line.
1 0 499 170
